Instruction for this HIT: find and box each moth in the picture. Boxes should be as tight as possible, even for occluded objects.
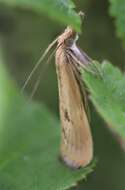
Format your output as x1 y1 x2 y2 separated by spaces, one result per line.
56 26 93 169
23 16 93 169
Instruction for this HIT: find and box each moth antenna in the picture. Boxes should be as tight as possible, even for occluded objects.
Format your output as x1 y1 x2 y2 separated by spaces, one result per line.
21 37 58 92
29 47 57 100
30 74 41 100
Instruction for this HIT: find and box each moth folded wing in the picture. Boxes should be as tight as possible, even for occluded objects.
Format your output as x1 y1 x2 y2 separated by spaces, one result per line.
56 48 93 169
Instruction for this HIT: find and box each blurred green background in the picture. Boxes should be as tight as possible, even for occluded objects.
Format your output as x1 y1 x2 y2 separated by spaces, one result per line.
0 0 125 189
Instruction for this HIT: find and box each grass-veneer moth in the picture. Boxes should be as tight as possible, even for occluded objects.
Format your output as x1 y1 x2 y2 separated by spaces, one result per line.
22 13 93 169
56 26 93 169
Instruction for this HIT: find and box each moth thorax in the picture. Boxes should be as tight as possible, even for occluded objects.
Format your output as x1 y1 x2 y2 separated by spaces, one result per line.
58 27 78 47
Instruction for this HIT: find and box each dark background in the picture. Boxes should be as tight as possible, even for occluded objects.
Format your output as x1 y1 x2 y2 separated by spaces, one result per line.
0 0 125 189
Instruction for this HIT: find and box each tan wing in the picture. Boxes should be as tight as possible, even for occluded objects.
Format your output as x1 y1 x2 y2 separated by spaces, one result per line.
56 47 93 169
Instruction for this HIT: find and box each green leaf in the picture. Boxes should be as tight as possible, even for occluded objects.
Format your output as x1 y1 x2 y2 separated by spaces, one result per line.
109 0 125 42
83 60 125 141
0 58 95 189
0 0 81 32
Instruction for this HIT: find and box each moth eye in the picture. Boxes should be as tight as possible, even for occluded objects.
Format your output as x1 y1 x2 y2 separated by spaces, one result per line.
65 38 74 47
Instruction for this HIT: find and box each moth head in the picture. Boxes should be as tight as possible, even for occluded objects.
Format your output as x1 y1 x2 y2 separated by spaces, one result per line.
58 27 78 47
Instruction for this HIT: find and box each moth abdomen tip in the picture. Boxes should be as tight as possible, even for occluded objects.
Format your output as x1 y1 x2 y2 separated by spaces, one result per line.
59 153 90 169
59 154 80 169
